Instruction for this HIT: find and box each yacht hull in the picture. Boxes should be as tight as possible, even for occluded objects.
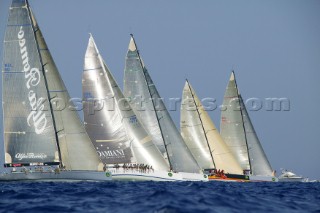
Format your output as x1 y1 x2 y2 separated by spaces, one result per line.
249 175 278 182
208 174 278 182
0 170 112 181
109 168 208 181
278 177 306 182
209 174 249 182
179 172 208 182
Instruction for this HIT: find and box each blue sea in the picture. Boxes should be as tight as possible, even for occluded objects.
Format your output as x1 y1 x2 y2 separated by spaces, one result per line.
0 181 319 213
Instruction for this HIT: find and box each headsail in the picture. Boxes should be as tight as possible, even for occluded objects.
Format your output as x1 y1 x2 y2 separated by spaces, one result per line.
82 35 169 171
2 0 103 171
181 80 243 174
239 95 273 176
220 71 273 175
123 35 200 173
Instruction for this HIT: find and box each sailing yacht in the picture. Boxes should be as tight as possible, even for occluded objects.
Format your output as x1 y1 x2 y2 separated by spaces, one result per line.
123 35 207 181
82 35 188 181
0 0 112 181
181 80 249 181
220 71 277 182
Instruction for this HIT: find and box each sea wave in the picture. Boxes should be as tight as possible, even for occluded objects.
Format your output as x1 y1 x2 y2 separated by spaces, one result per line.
0 182 319 213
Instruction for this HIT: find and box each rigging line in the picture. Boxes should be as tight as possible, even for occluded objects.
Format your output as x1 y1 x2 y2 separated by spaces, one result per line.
185 79 216 169
26 0 63 167
130 34 172 172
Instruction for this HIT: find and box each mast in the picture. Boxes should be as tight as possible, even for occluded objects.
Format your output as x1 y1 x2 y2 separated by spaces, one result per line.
26 0 62 166
185 79 216 168
232 71 252 174
129 34 173 171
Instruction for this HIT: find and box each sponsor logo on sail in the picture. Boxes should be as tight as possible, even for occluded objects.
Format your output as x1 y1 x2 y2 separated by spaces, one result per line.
15 153 47 161
97 149 125 159
18 26 47 134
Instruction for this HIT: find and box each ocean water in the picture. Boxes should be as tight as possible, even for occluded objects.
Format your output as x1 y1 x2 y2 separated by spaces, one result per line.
0 181 319 213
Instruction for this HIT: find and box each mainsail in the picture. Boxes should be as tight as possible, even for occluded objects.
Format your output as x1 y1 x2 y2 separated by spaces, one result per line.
220 71 273 175
220 72 250 171
2 0 103 171
181 80 243 174
82 35 169 171
123 35 200 173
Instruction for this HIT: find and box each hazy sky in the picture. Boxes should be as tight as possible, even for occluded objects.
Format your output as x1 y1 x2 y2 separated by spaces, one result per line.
0 0 319 179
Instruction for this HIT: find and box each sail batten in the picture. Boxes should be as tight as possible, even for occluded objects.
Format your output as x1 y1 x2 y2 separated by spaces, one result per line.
124 36 200 173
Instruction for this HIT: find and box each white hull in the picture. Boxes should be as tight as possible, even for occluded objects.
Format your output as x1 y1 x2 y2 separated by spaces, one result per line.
109 168 208 182
209 178 246 182
179 172 208 182
249 175 278 182
278 177 306 182
0 170 112 181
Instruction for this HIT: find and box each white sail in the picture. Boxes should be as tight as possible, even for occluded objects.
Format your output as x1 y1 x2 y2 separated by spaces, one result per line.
3 1 58 165
123 36 201 173
181 81 243 174
239 95 273 176
220 72 250 171
220 71 273 176
82 35 169 171
2 0 103 171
